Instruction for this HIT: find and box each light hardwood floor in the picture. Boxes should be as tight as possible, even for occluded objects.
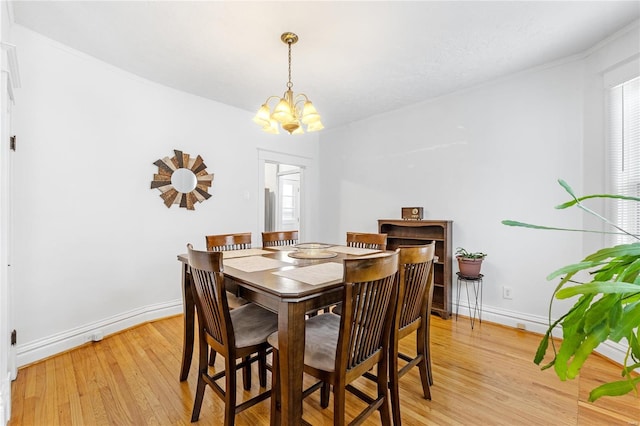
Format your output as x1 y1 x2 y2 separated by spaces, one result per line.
9 314 640 425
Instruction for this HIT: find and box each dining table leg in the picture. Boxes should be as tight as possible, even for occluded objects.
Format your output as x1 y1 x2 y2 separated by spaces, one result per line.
179 263 195 381
275 300 307 425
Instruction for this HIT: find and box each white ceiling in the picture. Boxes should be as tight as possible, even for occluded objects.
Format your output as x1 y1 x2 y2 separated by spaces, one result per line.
10 1 640 129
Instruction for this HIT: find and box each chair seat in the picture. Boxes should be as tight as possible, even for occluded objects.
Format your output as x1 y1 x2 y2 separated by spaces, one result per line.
268 313 340 372
231 303 278 349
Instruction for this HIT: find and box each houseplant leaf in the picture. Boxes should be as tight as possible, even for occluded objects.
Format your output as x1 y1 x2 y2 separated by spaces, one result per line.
555 282 640 298
588 377 640 401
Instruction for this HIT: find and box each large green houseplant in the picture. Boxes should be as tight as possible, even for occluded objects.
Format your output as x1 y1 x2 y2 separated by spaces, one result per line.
502 179 640 401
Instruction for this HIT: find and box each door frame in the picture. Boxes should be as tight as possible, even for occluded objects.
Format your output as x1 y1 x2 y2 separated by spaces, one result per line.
257 149 313 243
0 38 18 424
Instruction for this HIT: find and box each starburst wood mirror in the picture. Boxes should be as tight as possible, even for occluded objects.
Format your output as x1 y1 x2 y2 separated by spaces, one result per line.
150 149 214 210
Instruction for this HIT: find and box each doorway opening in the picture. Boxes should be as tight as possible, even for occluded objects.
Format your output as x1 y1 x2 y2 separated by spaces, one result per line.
258 150 311 242
264 163 301 233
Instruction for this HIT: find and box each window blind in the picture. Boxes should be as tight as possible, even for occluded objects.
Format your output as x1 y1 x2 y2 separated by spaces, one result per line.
608 76 640 245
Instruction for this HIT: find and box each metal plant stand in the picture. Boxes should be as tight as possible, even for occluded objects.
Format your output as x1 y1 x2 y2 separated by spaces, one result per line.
455 272 483 329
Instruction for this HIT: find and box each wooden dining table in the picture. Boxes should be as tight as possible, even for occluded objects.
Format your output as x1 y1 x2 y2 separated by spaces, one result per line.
177 245 381 425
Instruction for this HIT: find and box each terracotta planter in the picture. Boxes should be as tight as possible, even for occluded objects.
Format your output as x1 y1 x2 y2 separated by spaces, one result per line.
457 257 484 278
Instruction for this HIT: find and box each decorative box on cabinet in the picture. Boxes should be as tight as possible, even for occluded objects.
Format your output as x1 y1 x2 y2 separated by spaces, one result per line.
378 219 453 319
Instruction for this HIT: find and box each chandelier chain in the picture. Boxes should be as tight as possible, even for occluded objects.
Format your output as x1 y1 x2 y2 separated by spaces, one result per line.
287 40 293 89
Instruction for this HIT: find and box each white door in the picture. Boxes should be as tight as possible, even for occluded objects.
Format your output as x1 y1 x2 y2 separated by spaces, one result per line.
276 172 300 231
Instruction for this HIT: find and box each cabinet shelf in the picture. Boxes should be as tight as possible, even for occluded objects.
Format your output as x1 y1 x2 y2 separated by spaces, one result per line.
379 219 453 319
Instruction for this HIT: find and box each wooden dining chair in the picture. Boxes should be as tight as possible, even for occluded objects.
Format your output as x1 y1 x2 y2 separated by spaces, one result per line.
186 244 278 426
203 234 252 370
346 231 388 251
332 244 436 425
261 230 299 247
268 251 400 426
205 232 252 251
387 243 436 426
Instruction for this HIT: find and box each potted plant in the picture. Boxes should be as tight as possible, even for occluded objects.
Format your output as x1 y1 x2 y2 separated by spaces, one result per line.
456 247 487 278
503 179 640 401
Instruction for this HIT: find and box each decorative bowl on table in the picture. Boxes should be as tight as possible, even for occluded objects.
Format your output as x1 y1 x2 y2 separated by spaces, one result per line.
288 243 338 259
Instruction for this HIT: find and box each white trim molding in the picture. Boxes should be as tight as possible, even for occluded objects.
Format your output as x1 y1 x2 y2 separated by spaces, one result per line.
0 42 20 88
15 300 182 367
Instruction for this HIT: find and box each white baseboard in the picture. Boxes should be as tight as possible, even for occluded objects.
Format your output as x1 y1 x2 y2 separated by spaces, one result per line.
15 298 630 371
455 303 630 367
15 300 183 367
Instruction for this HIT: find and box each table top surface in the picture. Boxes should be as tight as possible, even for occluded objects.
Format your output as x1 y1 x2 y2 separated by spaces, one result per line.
178 245 385 300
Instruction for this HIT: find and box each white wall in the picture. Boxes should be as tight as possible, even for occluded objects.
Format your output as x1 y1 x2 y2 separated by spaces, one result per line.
318 21 640 355
319 58 584 324
10 25 320 366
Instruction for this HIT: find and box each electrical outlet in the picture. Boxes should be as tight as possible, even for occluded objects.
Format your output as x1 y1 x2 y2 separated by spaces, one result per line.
503 286 513 299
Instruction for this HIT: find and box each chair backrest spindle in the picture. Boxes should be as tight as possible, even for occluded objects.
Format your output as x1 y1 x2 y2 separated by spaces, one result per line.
397 243 435 331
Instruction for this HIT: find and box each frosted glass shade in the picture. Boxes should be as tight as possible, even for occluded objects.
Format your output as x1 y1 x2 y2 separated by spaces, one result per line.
301 101 320 124
272 99 294 123
263 118 280 134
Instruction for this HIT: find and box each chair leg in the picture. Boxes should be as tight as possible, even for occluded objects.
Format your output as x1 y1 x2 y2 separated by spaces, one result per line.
416 325 432 400
242 355 251 391
224 359 237 426
426 354 434 387
209 348 217 366
389 347 402 426
258 348 267 388
320 382 330 408
426 327 433 387
192 335 210 422
377 360 392 426
270 348 281 426
333 381 346 426
190 373 207 422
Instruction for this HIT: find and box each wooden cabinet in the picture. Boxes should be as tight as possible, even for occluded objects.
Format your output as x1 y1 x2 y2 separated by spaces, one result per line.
378 219 453 319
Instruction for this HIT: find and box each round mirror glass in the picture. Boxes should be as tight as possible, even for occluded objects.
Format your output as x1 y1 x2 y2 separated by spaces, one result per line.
171 168 197 193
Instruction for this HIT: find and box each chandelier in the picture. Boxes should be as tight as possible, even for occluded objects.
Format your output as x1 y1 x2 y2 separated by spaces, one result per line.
253 32 324 135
